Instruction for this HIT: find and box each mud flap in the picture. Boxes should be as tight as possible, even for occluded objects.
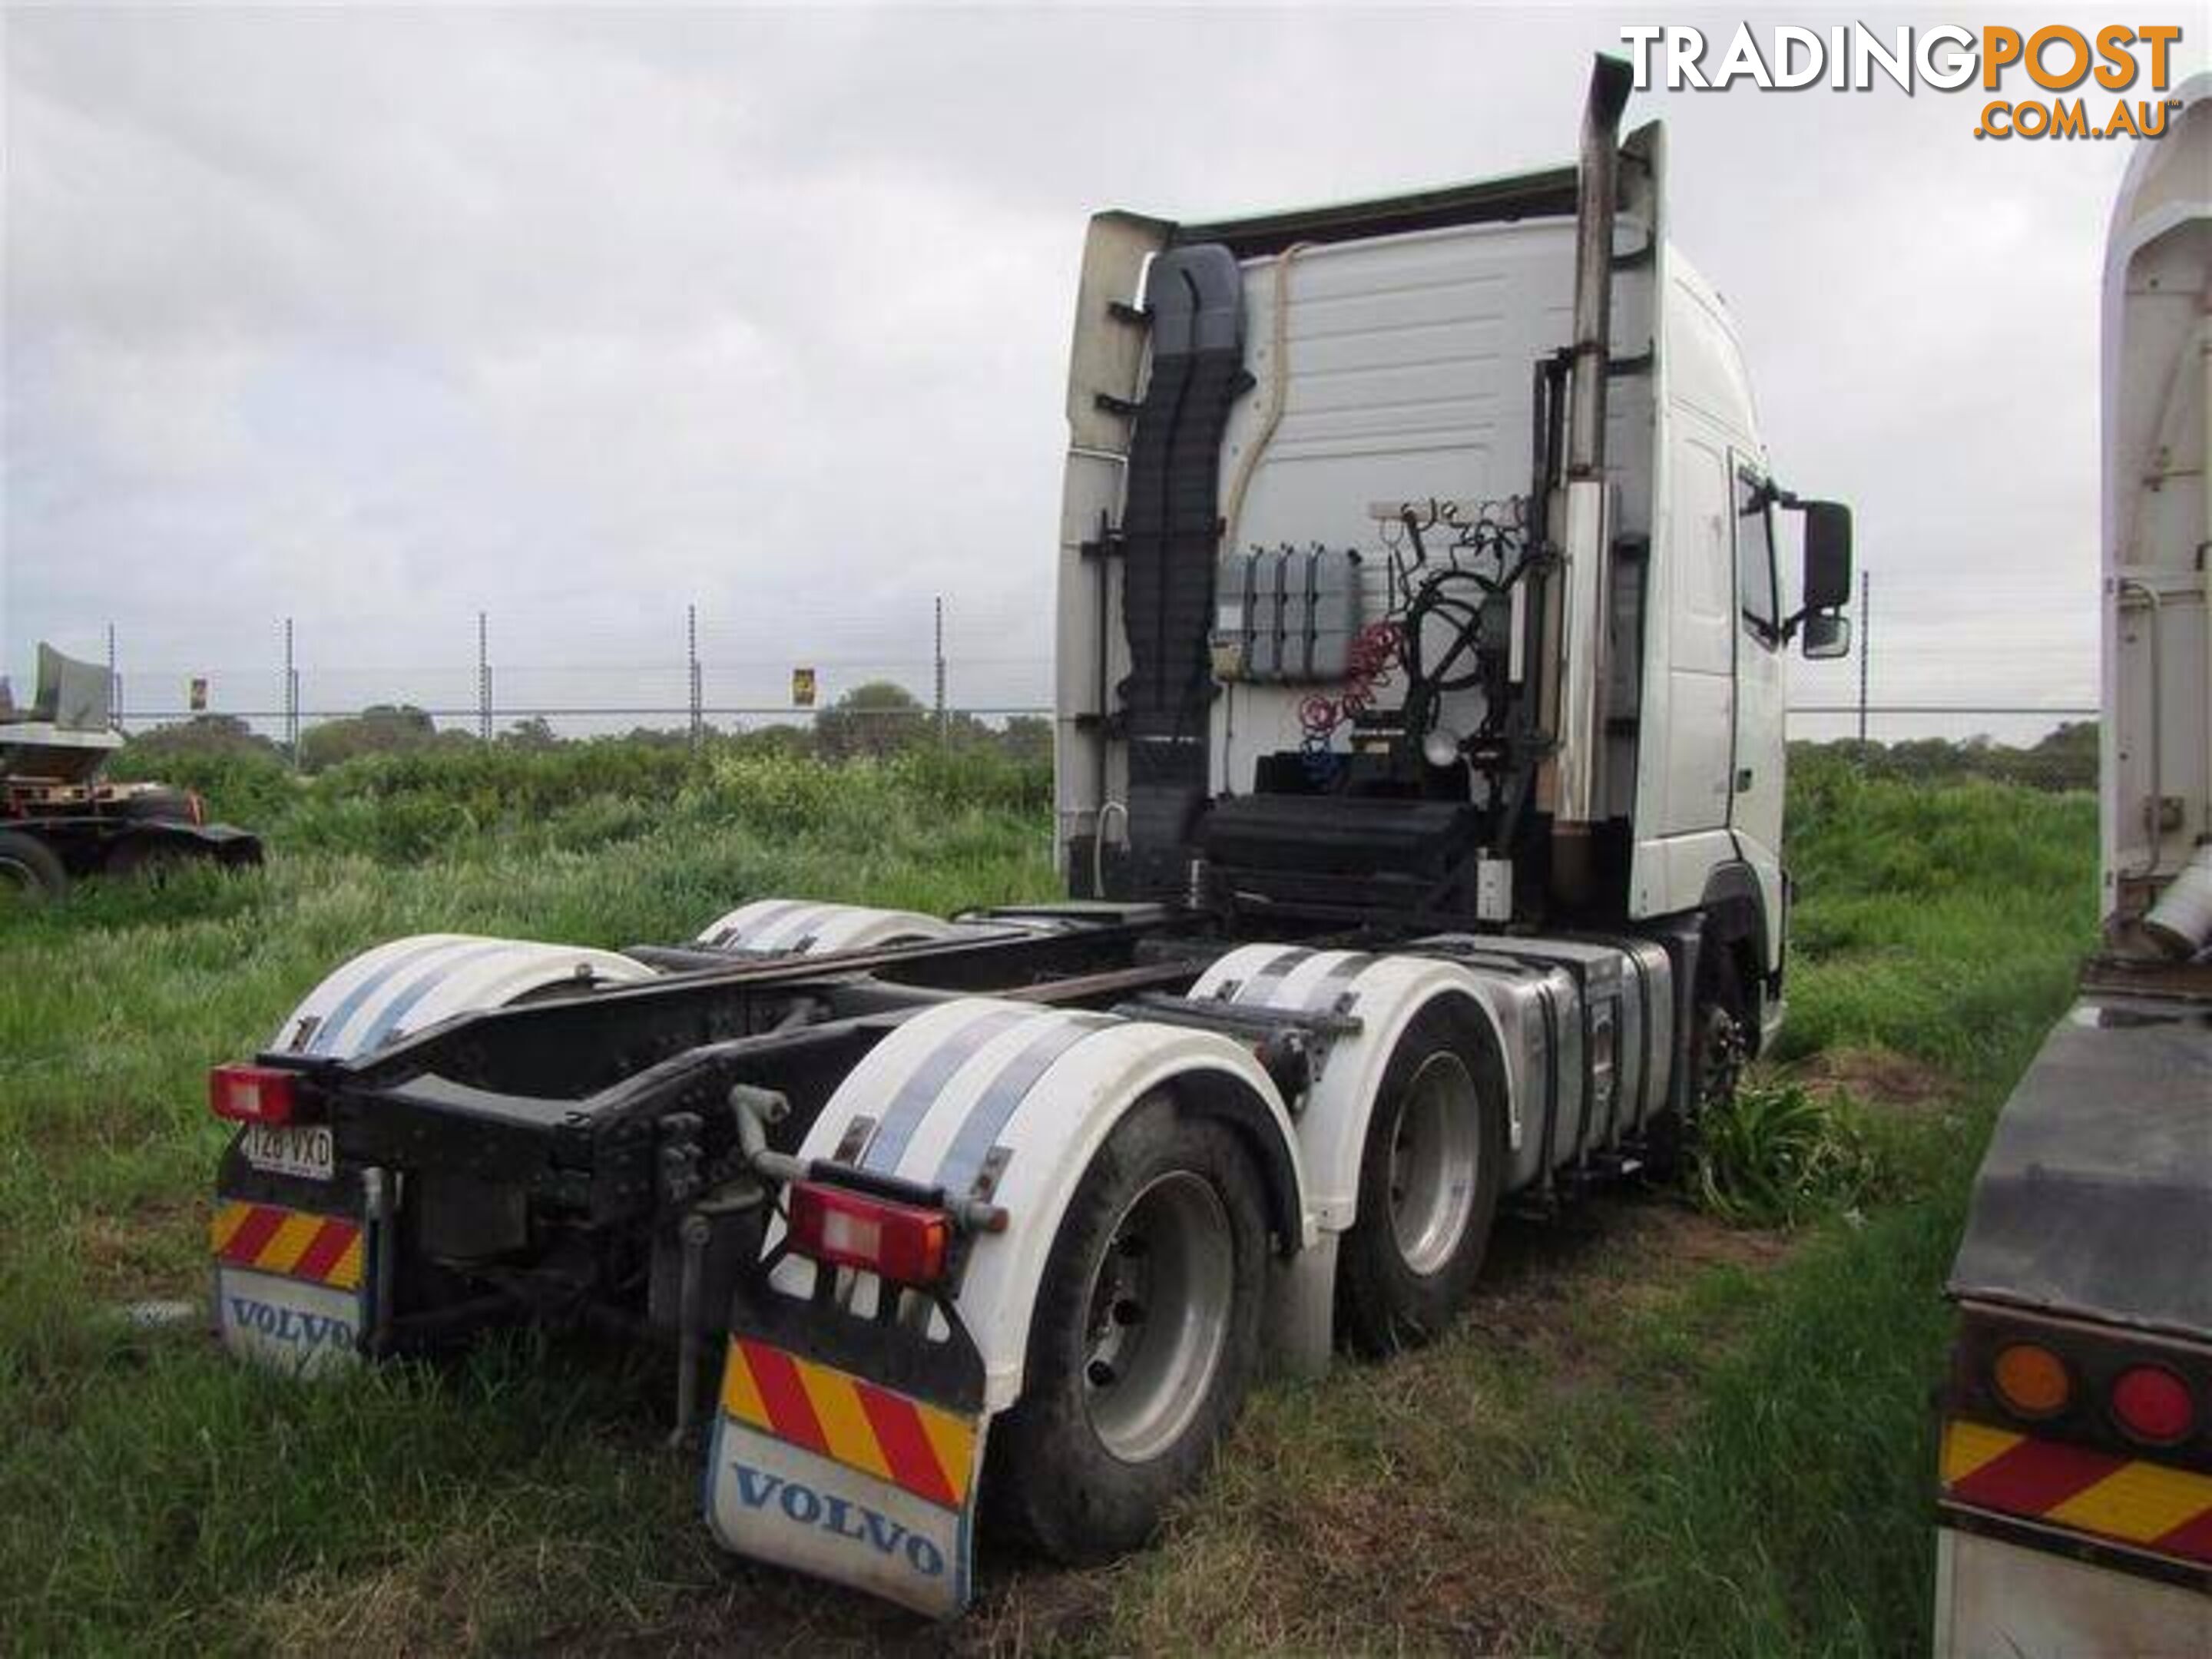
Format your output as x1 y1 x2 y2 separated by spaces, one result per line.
210 1197 372 1378
704 1280 989 1617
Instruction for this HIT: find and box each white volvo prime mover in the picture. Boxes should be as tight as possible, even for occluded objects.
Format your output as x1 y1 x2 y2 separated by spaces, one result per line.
206 57 1851 1616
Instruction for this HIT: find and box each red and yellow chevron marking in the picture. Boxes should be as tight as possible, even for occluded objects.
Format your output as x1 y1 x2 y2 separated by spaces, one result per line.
210 1201 363 1291
720 1336 977 1511
1942 1418 2212 1565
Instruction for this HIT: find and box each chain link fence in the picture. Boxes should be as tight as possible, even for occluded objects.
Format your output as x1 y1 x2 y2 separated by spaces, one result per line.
51 604 2099 790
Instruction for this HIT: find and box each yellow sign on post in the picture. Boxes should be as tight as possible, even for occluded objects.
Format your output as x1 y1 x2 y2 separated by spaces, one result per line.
791 667 816 708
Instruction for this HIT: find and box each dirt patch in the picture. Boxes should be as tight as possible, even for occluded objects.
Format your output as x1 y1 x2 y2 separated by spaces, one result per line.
1793 1045 1954 1113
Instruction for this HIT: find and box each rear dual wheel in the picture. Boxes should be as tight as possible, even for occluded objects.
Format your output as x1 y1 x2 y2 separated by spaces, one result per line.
989 1095 1267 1561
1336 1006 1507 1355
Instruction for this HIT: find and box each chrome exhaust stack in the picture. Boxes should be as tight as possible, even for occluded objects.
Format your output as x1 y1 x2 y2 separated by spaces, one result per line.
1548 51 1635 900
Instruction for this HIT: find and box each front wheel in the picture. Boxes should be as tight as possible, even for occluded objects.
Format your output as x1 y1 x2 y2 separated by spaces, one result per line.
988 1094 1267 1562
1647 943 1750 1182
1335 1006 1507 1356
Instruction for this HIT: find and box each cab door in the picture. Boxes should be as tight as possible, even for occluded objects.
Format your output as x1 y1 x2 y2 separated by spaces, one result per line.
1729 459 1786 977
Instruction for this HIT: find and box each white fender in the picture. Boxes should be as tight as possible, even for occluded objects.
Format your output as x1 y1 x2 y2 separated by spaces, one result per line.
695 899 965 955
1187 945 1525 1234
273 933 657 1061
787 996 1309 1413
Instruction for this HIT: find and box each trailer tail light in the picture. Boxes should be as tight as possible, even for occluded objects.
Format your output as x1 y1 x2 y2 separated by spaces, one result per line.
208 1063 300 1125
786 1181 950 1286
1992 1342 2071 1419
2111 1365 2196 1445
187 790 207 826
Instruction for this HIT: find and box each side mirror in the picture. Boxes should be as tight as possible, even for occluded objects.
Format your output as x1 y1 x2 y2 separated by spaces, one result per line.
1801 611 1851 661
1796 501 1853 613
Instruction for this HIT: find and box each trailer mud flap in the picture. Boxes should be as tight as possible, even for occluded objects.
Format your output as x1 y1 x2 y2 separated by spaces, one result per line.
704 1283 990 1617
210 1199 369 1378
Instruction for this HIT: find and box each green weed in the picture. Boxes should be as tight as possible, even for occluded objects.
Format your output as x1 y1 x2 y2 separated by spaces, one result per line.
1690 1080 1887 1228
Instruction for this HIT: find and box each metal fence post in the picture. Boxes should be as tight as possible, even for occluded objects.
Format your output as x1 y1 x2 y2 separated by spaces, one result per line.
933 594 947 743
107 621 124 735
283 616 300 768
1857 569 1870 744
687 603 703 751
477 611 492 742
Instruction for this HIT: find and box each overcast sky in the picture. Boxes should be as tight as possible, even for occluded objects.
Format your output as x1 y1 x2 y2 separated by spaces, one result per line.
5 5 2200 737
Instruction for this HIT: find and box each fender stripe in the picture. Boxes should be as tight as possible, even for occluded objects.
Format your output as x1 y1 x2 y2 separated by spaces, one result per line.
858 1006 1036 1174
1233 946 1313 1004
932 1014 1118 1194
1303 951 1377 1009
354 940 515 1053
707 898 805 947
306 937 467 1055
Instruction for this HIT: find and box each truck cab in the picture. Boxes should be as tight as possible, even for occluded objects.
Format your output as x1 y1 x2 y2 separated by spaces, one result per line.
1053 71 1850 1057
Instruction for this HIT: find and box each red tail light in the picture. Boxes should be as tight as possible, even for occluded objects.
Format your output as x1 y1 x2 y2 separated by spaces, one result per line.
2111 1365 2196 1445
786 1181 950 1286
209 1063 299 1124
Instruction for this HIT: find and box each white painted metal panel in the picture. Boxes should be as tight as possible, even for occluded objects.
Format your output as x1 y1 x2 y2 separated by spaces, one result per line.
275 934 656 1060
782 998 1303 1414
2101 78 2210 928
1934 1527 2210 1659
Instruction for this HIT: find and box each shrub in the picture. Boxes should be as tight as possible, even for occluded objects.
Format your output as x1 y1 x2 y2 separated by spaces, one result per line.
1690 1080 1887 1227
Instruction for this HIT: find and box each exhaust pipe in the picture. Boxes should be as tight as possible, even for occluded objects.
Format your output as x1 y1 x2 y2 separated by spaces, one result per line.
1550 53 1635 899
1568 54 1635 488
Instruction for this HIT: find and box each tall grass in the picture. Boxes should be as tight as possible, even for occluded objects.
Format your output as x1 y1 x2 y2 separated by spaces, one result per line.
1601 760 2096 1657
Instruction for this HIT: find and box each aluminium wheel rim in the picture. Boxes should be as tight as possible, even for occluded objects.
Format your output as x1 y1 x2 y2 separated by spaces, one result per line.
1697 1002 1747 1112
1386 1050 1482 1277
1081 1170 1234 1465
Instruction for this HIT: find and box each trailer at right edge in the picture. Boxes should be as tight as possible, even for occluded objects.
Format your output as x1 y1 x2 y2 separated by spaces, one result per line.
1931 74 2212 1658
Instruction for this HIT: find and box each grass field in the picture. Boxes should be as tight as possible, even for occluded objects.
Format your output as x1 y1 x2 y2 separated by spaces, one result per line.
0 743 2097 1654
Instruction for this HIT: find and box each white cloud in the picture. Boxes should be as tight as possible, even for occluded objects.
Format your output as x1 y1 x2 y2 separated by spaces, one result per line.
4 4 2198 730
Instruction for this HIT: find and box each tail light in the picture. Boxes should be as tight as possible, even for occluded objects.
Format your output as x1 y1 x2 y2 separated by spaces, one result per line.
187 790 207 826
787 1181 950 1286
209 1063 299 1124
2111 1365 2196 1445
1992 1343 2071 1419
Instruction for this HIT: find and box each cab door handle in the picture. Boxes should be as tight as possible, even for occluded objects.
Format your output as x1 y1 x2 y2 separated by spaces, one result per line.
1736 768 1754 793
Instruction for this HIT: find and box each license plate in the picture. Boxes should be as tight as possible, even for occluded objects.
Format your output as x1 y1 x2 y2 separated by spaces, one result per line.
240 1121 334 1181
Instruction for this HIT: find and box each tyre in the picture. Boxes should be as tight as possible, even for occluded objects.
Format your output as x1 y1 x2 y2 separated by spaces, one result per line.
988 1094 1268 1562
1335 1005 1506 1356
0 830 68 905
1647 941 1751 1183
1687 945 1750 1118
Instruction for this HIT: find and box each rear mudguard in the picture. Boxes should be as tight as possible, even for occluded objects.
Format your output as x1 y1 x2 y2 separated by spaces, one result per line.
694 899 965 955
787 995 1308 1412
268 933 657 1060
706 995 1308 1614
1187 945 1524 1233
